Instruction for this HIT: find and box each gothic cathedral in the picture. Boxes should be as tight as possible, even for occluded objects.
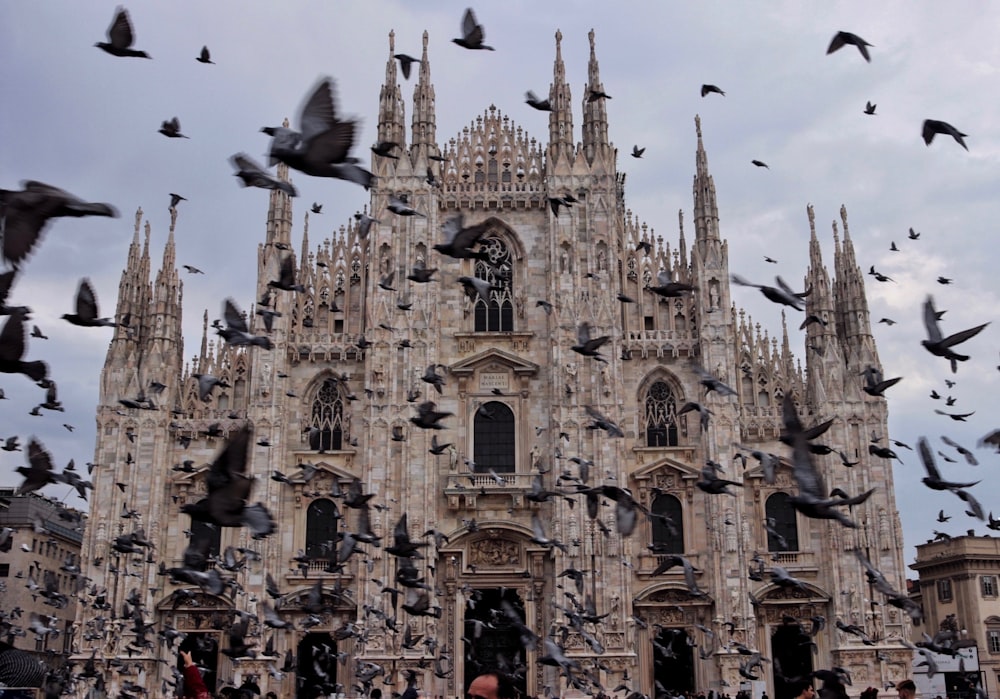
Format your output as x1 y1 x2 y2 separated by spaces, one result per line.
76 29 911 699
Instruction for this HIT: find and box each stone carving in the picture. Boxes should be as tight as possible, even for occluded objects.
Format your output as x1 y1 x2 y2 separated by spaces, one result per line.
469 538 519 567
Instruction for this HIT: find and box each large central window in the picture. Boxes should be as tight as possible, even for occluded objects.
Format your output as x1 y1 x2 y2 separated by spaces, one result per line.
474 238 513 332
473 401 515 473
310 379 344 451
645 380 678 446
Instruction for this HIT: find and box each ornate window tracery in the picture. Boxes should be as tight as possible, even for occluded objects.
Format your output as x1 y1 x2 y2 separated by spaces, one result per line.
310 379 344 451
474 237 513 332
644 380 678 447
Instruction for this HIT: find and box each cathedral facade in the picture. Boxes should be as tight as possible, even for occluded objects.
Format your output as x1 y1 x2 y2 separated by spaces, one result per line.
75 29 912 699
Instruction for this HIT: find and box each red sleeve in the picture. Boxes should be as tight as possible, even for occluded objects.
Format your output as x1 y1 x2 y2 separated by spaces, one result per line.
183 664 210 699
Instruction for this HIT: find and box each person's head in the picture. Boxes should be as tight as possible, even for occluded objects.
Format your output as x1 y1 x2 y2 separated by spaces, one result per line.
468 672 518 699
371 690 383 699
897 680 916 699
792 681 816 699
266 693 278 699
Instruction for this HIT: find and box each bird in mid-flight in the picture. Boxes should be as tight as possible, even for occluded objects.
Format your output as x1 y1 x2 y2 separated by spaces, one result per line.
453 8 494 51
701 84 725 97
95 7 151 58
63 279 115 328
864 101 877 115
158 117 189 139
751 160 769 169
230 153 298 197
827 31 873 62
631 146 645 158
196 46 214 64
922 120 969 151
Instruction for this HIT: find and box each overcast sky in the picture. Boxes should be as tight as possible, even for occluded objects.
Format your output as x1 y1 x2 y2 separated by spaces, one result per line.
1 1 997 568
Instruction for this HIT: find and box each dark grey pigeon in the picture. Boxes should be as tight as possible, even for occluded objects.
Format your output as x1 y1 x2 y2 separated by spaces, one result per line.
158 117 188 139
452 8 494 51
827 31 873 62
525 90 552 111
395 53 419 79
95 7 151 58
701 84 725 97
196 45 214 64
230 153 298 197
217 298 272 350
922 119 969 151
62 279 115 327
261 77 374 188
0 309 48 383
732 274 810 310
268 254 306 293
0 181 118 269
921 295 988 372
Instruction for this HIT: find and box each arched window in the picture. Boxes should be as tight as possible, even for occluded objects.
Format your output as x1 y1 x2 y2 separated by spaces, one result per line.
310 379 344 451
644 380 678 446
305 499 339 559
190 519 221 559
474 238 513 332
473 401 515 473
765 492 799 551
650 494 684 554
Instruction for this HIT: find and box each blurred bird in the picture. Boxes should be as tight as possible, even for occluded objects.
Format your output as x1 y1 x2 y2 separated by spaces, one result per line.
864 101 877 115
395 53 419 79
922 120 969 151
158 117 189 139
62 279 115 327
196 45 214 64
453 8 494 50
921 296 988 372
827 31 873 62
95 7 151 58
525 91 552 111
631 146 645 158
0 181 118 269
230 153 298 196
751 160 769 169
701 84 725 97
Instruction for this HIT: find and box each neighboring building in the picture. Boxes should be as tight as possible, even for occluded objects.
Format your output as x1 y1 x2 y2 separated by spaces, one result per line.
910 532 1000 699
0 487 86 667
73 29 911 699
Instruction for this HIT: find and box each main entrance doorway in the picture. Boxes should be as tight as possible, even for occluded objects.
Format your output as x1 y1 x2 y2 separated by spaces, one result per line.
653 627 695 695
297 632 337 699
771 624 814 699
463 588 528 697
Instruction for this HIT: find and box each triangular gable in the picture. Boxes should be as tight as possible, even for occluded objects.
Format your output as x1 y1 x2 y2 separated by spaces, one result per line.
632 455 701 483
449 348 539 377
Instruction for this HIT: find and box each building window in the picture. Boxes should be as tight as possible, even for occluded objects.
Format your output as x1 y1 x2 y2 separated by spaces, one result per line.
310 379 344 451
983 576 997 597
988 630 1000 654
473 401 515 474
937 579 953 602
650 494 684 554
644 380 678 447
305 499 339 559
473 238 513 332
765 492 800 551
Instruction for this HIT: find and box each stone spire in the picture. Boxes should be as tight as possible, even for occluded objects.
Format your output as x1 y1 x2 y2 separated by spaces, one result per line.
803 205 845 405
377 30 407 149
547 29 574 165
692 115 720 243
833 204 879 370
581 29 610 162
410 31 438 158
265 150 294 248
299 211 311 275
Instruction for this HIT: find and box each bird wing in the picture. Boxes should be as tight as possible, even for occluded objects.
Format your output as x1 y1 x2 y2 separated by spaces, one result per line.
224 298 248 333
298 77 339 143
108 8 135 48
306 121 357 165
922 296 943 343
462 8 483 42
941 322 989 349
76 279 99 320
231 153 266 175
917 437 942 481
0 309 28 362
783 395 825 497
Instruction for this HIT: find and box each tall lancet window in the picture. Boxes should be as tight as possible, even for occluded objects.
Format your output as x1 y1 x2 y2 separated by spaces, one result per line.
644 380 679 447
650 494 684 554
473 401 515 473
310 378 344 451
305 499 339 559
765 492 800 552
474 237 513 332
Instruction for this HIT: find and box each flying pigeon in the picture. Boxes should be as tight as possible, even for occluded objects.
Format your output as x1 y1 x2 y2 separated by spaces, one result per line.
95 7 151 58
922 120 969 151
452 8 495 51
196 45 214 64
158 117 189 139
230 153 298 197
62 279 115 327
827 31 873 62
395 53 419 79
525 91 552 111
701 84 725 97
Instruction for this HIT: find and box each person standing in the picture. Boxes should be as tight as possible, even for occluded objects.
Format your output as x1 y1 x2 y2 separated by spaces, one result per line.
179 650 211 699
